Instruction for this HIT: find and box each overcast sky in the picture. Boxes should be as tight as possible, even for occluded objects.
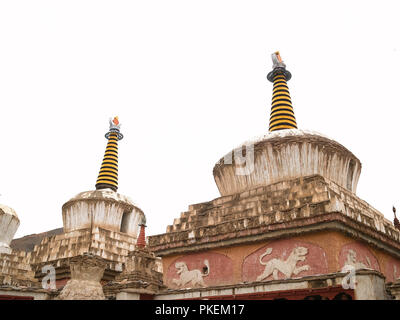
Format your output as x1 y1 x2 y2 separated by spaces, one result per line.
1 0 399 239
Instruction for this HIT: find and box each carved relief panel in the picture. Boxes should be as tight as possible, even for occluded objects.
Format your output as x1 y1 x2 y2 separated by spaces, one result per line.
166 252 233 289
384 257 400 283
242 239 328 282
339 242 380 272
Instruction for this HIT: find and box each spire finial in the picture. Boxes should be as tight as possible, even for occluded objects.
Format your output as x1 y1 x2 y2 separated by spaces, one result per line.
393 206 400 230
267 52 297 132
106 116 123 140
95 117 123 192
137 215 147 248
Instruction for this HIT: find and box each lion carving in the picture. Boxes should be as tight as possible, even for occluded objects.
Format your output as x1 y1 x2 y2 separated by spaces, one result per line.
172 260 210 288
256 247 310 281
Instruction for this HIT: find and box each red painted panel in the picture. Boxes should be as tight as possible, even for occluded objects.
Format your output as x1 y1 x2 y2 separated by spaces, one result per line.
242 239 328 282
166 252 233 288
0 295 34 300
339 242 380 272
56 278 70 289
385 257 400 283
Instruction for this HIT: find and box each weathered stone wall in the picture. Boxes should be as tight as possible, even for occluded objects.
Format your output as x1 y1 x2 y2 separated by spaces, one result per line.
149 175 400 290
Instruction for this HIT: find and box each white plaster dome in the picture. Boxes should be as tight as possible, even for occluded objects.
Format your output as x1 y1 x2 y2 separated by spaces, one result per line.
213 129 362 197
0 204 20 254
62 188 144 238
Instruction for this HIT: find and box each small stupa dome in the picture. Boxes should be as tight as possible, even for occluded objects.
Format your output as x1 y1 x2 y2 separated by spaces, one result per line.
0 204 19 219
0 204 20 254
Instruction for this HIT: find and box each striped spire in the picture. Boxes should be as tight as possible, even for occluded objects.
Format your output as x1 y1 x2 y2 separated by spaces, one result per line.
95 117 123 192
267 52 297 132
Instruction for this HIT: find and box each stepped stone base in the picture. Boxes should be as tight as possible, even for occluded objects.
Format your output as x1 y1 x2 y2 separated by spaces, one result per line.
0 250 36 287
30 226 138 285
150 175 398 255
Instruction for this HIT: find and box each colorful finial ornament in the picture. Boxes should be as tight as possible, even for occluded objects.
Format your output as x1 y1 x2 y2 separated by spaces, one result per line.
95 117 123 192
393 206 400 231
267 52 297 132
137 215 147 248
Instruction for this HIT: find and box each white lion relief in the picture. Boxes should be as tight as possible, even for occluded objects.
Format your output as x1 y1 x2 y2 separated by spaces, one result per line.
256 247 310 281
173 260 210 288
341 249 371 273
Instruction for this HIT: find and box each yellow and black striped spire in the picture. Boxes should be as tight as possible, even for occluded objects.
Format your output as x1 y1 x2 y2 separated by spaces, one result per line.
267 52 297 132
95 117 123 192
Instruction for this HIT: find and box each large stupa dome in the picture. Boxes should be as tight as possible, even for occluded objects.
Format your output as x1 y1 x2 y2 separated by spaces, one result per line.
213 129 361 196
213 52 361 197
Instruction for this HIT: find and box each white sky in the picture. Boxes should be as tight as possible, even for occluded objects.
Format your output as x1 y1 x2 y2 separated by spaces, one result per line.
0 0 399 239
